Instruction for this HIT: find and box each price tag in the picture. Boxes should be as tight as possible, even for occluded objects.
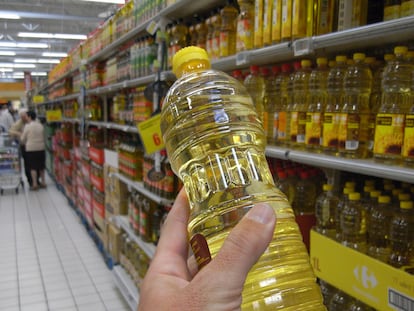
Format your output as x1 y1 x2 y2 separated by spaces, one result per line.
46 109 63 122
137 114 165 154
293 38 314 56
33 95 44 104
236 51 251 66
146 20 159 36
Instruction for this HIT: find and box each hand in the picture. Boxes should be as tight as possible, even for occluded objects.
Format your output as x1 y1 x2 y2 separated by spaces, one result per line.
138 188 276 311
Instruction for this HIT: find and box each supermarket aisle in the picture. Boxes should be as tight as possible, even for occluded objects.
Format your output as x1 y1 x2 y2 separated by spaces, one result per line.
0 178 131 311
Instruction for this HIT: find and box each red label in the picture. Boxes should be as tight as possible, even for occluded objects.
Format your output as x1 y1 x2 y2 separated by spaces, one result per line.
190 233 212 269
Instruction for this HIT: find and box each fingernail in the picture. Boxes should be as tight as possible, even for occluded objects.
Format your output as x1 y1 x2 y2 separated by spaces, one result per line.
245 203 275 224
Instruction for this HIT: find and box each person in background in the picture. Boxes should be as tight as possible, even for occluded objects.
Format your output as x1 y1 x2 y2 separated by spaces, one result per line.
9 108 35 187
21 110 46 191
0 102 14 132
137 188 276 311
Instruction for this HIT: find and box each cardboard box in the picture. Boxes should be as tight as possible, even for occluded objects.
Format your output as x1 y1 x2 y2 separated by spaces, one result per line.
310 230 414 311
107 222 122 263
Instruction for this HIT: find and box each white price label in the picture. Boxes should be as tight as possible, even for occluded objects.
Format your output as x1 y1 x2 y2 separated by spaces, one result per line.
293 38 314 56
236 51 251 66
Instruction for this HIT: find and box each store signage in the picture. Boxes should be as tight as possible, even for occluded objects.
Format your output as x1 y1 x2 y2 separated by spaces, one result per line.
46 109 63 122
137 114 165 154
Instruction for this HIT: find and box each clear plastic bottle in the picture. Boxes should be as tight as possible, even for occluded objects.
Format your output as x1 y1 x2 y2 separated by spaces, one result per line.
275 63 292 146
290 59 312 149
319 279 337 307
236 0 254 52
306 57 329 151
275 170 294 204
388 200 414 268
346 299 376 311
263 66 280 144
341 192 368 253
323 55 347 155
368 195 393 262
374 46 412 164
338 53 373 159
335 187 355 241
211 8 222 60
220 0 238 57
161 46 325 310
329 290 354 311
315 183 339 239
244 65 265 121
401 0 414 16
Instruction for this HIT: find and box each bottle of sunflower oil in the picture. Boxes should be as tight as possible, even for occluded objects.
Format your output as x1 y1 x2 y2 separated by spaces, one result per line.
338 53 373 159
220 0 239 57
384 0 401 21
271 0 282 43
254 0 264 48
161 46 326 310
374 46 412 164
275 63 293 146
335 186 355 242
281 0 293 42
236 0 254 52
292 0 308 39
401 0 414 16
263 0 273 45
306 57 329 151
244 65 265 121
403 97 414 166
315 183 339 239
211 8 222 60
263 66 281 144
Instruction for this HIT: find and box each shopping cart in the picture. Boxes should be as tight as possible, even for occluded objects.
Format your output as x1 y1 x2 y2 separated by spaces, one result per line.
0 133 24 195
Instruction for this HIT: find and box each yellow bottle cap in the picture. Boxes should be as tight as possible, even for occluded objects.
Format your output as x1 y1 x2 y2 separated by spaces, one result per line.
364 185 374 192
345 181 356 189
172 46 211 77
400 201 413 209
301 59 312 68
323 184 333 191
398 193 411 201
370 190 381 198
384 53 396 61
394 46 408 56
349 192 361 201
353 53 366 61
343 187 352 195
378 195 391 204
364 56 376 65
336 55 347 63
317 57 328 66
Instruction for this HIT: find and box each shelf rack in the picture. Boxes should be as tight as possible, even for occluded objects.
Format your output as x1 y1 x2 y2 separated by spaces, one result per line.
112 265 139 311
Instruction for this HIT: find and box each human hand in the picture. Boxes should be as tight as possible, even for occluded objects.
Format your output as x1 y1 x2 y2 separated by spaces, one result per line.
138 188 276 311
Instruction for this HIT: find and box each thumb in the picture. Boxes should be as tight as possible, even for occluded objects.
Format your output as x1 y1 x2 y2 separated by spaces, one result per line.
206 203 276 286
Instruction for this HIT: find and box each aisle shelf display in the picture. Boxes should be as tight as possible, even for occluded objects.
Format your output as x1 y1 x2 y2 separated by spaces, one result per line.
112 265 139 311
37 1 414 309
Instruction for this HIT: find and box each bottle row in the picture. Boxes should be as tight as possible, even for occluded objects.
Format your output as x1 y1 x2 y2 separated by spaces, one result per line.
237 45 414 166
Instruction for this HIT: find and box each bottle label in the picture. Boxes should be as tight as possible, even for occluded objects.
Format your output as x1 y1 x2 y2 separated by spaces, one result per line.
290 111 299 142
338 113 360 150
190 233 212 269
219 32 229 57
317 0 333 35
263 111 270 138
278 111 287 140
403 115 414 158
401 1 414 17
272 0 282 42
281 0 292 40
254 0 264 48
297 111 307 143
273 112 279 140
306 112 322 146
322 112 339 148
236 19 253 51
263 0 272 45
384 5 401 21
373 113 405 155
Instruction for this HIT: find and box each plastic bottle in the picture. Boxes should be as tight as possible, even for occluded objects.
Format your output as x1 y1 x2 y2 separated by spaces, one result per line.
337 0 368 31
220 0 238 57
263 0 273 46
281 0 292 42
292 0 309 39
403 99 414 166
368 195 393 262
315 0 337 35
211 8 222 60
335 187 355 241
275 63 292 146
374 46 412 163
401 0 414 16
319 280 337 306
170 19 188 61
263 66 280 144
388 200 414 267
254 0 264 48
371 54 396 114
161 46 326 310
290 59 312 149
306 57 329 151
275 170 294 204
195 18 208 50
329 290 354 311
322 55 347 155
341 192 367 253
236 0 254 51
384 0 401 21
346 299 376 311
315 183 339 239
271 0 282 43
244 65 265 121
338 53 373 159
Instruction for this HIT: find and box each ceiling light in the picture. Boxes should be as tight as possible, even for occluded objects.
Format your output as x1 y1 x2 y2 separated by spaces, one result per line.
31 72 48 76
14 58 37 63
0 68 13 72
18 32 87 40
0 62 36 68
78 0 125 4
42 52 68 58
0 51 16 56
0 42 49 48
13 58 59 64
0 12 20 19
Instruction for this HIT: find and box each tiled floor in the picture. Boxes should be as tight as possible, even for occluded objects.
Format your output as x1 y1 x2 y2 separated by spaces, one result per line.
0 177 130 311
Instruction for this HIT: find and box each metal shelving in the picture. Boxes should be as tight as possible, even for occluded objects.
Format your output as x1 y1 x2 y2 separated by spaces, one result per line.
112 265 139 311
86 121 139 134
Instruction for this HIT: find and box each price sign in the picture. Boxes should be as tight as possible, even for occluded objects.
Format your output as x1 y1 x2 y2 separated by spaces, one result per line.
293 38 314 56
137 114 165 154
46 109 63 122
33 95 45 104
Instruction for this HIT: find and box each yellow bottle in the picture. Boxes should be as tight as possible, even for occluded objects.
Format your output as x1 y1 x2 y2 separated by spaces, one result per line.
254 0 264 48
403 98 414 166
236 0 255 51
281 0 292 42
315 0 337 35
161 46 326 310
271 0 282 43
244 65 265 121
275 63 292 146
384 0 401 21
338 53 372 159
211 9 222 60
337 0 368 31
374 46 412 164
220 1 238 57
401 0 414 16
263 0 273 45
292 0 308 39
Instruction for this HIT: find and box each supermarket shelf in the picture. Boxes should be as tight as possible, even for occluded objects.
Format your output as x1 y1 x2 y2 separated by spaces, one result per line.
112 265 139 311
265 146 414 184
37 93 80 105
115 215 156 259
62 118 81 123
86 75 156 96
85 121 139 134
112 172 173 206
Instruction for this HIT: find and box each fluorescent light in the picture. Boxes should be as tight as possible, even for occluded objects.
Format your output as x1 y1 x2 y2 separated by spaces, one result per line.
31 72 48 76
18 32 87 40
0 68 13 72
42 52 68 57
0 51 16 56
14 58 60 64
0 13 20 19
0 42 49 48
78 0 124 4
0 62 36 68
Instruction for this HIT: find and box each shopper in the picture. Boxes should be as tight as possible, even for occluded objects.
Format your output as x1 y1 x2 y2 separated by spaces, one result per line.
21 110 46 190
0 102 14 132
138 188 276 311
